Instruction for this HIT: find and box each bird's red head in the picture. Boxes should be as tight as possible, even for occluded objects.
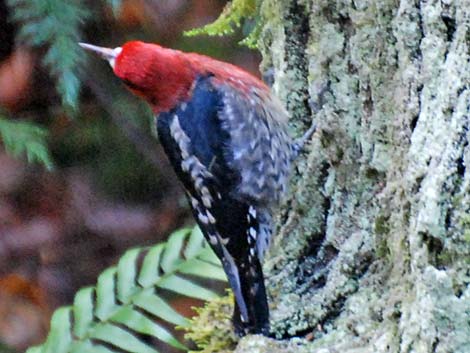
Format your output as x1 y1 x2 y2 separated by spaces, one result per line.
80 41 197 114
80 40 270 114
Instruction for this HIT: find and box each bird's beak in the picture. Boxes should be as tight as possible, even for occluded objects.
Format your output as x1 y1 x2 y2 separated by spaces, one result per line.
79 43 122 69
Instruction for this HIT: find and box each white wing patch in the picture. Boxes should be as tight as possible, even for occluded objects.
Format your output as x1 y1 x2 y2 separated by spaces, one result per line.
170 115 215 206
169 114 250 321
247 205 269 268
170 114 217 224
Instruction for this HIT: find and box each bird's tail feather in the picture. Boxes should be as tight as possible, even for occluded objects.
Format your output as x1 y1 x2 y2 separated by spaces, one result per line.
191 198 270 335
232 254 269 336
215 232 269 335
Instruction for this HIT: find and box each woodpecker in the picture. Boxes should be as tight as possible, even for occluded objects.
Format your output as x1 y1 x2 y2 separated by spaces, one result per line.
80 41 315 336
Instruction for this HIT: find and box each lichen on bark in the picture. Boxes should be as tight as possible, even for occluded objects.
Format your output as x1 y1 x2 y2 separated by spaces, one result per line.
233 0 470 352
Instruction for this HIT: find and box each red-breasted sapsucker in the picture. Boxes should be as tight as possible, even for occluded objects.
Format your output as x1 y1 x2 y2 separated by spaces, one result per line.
80 41 314 336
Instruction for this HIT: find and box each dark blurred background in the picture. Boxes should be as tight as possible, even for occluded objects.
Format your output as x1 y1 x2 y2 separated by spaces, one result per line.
0 1 260 351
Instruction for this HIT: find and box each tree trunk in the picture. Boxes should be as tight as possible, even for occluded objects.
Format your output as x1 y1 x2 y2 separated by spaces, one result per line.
235 1 470 352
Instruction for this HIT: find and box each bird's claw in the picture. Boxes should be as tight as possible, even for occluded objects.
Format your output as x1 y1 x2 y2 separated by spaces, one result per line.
292 120 317 159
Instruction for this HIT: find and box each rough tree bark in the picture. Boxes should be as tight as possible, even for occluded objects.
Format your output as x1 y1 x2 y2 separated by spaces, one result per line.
234 1 470 352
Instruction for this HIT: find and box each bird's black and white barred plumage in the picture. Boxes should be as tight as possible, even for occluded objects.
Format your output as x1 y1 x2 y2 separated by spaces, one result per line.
156 76 293 335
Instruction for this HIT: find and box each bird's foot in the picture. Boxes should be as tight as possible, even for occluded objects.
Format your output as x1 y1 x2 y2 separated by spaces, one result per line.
292 120 317 159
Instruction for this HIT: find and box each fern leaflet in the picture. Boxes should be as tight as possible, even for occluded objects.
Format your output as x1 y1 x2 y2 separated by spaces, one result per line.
0 117 53 169
26 227 227 353
184 0 259 47
7 0 88 110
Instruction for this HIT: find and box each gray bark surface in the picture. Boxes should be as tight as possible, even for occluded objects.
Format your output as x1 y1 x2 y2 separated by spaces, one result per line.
235 1 470 352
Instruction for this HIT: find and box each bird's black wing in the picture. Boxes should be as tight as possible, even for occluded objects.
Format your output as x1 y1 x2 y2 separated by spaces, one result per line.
156 76 269 335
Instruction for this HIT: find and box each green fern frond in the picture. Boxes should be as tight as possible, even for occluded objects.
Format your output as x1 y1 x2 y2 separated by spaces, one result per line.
184 0 257 40
0 117 53 169
26 227 227 353
7 0 88 110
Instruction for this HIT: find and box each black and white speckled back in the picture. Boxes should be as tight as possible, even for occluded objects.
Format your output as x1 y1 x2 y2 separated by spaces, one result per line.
217 83 293 207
